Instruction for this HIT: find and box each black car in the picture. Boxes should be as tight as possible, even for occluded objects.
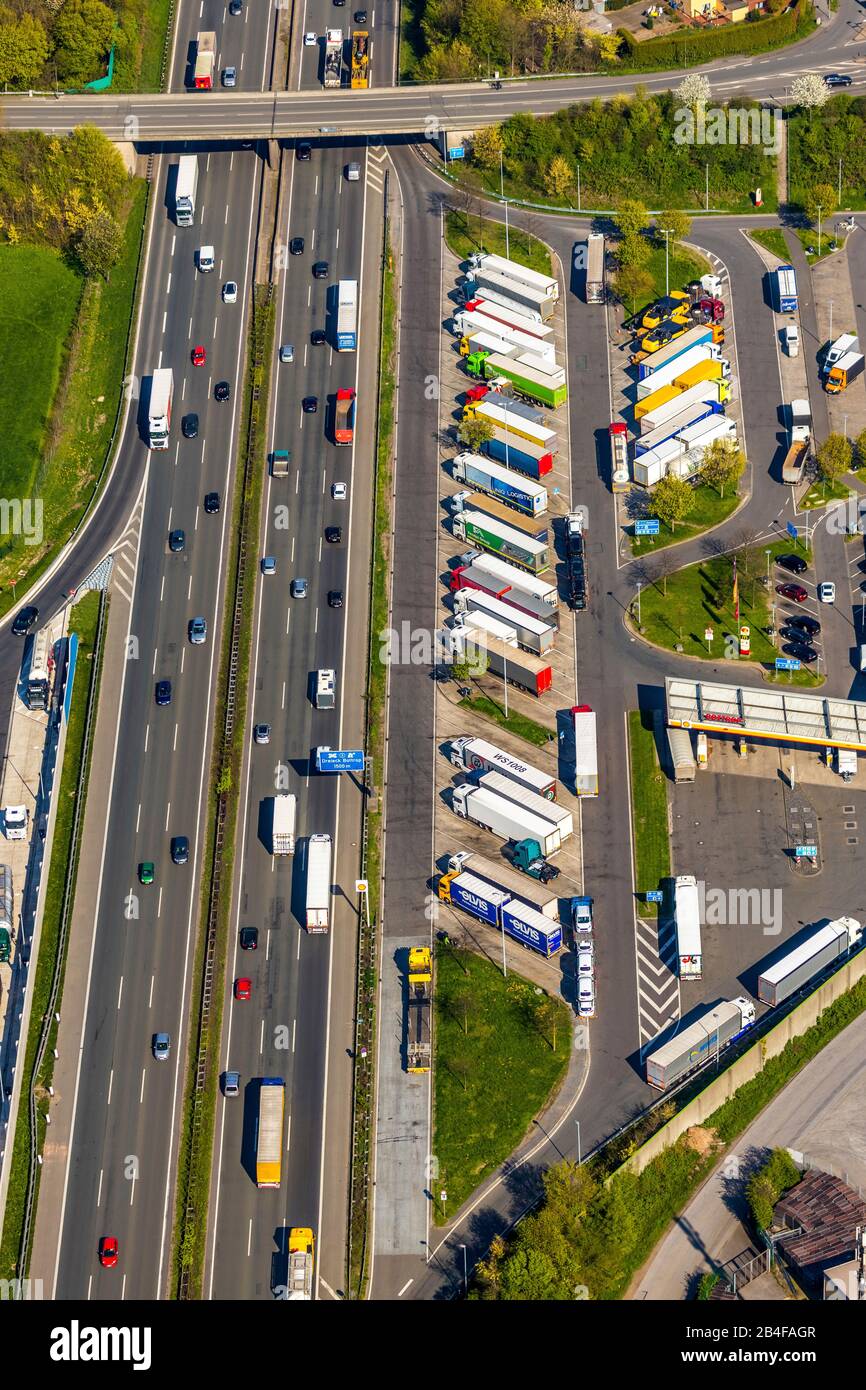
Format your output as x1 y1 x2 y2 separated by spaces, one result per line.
786 613 821 637
182 413 199 439
777 553 807 576
328 590 344 608
311 329 326 346
171 835 190 865
312 261 329 280
782 641 818 664
155 680 172 706
11 606 38 636
240 926 258 950
302 396 318 414
229 0 243 12
333 0 345 6
215 380 231 402
354 7 367 18
325 526 342 544
824 73 852 87
290 237 305 255
204 492 220 514
296 141 312 161
169 529 186 552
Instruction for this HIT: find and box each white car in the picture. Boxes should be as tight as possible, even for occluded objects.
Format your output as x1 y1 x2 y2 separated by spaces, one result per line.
577 976 595 1018
222 281 238 304
577 947 594 978
818 581 836 603
198 245 215 273
782 325 800 358
304 31 317 45
332 482 347 500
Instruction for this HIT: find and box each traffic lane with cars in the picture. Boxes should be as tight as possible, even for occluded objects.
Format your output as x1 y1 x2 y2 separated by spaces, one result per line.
171 0 277 94
56 149 260 1299
207 143 366 1299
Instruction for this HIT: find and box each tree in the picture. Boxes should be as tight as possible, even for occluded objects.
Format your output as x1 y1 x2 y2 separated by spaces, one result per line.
790 72 830 119
457 415 494 452
595 33 621 64
53 0 116 87
652 474 695 532
656 209 691 244
472 123 504 171
614 262 652 317
700 437 746 499
855 426 866 470
0 11 49 89
617 234 650 272
817 432 852 483
656 549 676 598
614 198 649 242
676 73 711 113
77 210 122 279
545 155 574 203
450 988 472 1035
802 182 836 230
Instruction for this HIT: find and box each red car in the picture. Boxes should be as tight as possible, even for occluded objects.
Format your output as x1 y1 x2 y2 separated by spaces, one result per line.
99 1236 119 1268
191 344 207 367
234 977 251 1001
776 582 808 604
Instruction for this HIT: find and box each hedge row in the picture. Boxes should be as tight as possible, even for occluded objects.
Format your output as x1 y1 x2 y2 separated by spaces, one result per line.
616 0 812 70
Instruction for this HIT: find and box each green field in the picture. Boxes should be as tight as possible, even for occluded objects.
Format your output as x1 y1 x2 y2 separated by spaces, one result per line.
630 482 741 557
750 228 788 262
627 710 671 916
444 209 553 276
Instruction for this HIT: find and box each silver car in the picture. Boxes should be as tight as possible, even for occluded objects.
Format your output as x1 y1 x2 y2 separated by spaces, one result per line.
223 66 237 87
152 1032 171 1061
189 616 207 644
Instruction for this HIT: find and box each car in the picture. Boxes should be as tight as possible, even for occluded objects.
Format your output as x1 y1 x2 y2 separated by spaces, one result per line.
296 141 312 161
818 581 836 603
302 396 318 414
279 343 294 363
223 1070 240 1097
182 413 199 439
325 526 343 544
782 641 818 664
777 553 807 576
239 926 258 950
290 236 305 255
253 724 271 745
189 616 207 645
229 0 243 13
309 330 326 350
786 614 821 637
783 324 800 357
215 380 231 402
171 835 190 865
304 31 317 45
234 977 252 1001
577 976 595 1019
192 344 206 367
138 862 154 885
824 73 853 87
197 245 215 272
312 260 329 279
776 582 808 604
291 577 308 599
261 556 277 575
332 482 347 500
152 1032 171 1061
345 162 361 182
354 8 367 19
222 281 238 304
169 529 186 553
99 1236 119 1268
577 947 594 978
333 0 345 6
204 491 220 514
11 606 38 637
222 66 237 87
328 590 344 608
571 896 593 933
155 680 172 706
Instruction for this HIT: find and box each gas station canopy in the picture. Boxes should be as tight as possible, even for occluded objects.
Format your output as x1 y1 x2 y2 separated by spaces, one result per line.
665 677 866 752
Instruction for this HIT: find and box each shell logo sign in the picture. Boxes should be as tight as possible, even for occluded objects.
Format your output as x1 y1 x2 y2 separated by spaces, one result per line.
739 624 751 658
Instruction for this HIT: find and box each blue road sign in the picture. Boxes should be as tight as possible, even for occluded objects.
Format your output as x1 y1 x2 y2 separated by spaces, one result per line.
447 147 465 161
775 656 801 671
786 521 798 540
645 890 664 903
635 519 660 536
316 748 365 773
795 845 818 858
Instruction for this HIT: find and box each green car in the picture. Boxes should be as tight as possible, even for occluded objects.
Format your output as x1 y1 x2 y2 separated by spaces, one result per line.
138 862 154 885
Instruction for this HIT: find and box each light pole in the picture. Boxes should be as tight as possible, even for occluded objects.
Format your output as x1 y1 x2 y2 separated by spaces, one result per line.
765 547 772 586
660 228 673 297
576 162 581 214
503 652 509 719
499 150 510 259
460 1243 468 1296
575 1119 582 1165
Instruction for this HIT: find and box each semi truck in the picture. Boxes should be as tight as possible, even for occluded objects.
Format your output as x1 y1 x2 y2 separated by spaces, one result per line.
460 549 558 604
437 869 562 956
336 280 358 351
469 284 546 325
757 916 862 1007
636 323 723 380
480 428 555 481
451 782 562 854
677 414 737 465
448 609 518 649
449 628 553 696
457 314 556 362
477 769 572 841
609 421 629 492
452 453 547 516
305 834 332 932
783 399 812 484
469 269 556 321
406 946 432 1072
674 874 702 979
667 726 696 783
193 31 216 89
635 344 719 400
285 1229 315 1300
585 233 605 304
466 399 557 450
460 298 554 341
453 588 555 654
314 668 336 709
445 849 559 918
350 30 369 88
469 251 559 302
334 388 356 444
825 351 865 395
451 508 550 574
460 329 518 360
471 353 568 409
25 627 52 711
450 559 558 623
174 154 199 226
271 794 297 855
148 368 174 450
572 705 599 797
450 735 556 798
774 264 798 314
256 1078 285 1187
453 487 548 542
634 400 722 457
645 998 756 1089
639 380 728 435
324 29 343 85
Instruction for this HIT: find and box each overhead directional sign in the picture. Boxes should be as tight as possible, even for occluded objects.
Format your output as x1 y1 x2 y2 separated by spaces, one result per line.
635 519 660 536
316 748 365 773
775 657 801 671
795 845 818 858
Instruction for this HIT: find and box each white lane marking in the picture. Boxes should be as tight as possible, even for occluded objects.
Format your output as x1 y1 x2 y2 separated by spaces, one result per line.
97 1169 103 1207
144 724 149 753
117 978 124 1010
173 723 178 752
157 888 163 920
149 975 155 1008
164 802 171 832
136 803 141 834
140 1070 146 1104
281 680 286 709
166 272 172 294
398 1279 414 1297
162 310 167 334
160 574 165 603
107 1070 113 1106
181 648 185 674
152 648 158 674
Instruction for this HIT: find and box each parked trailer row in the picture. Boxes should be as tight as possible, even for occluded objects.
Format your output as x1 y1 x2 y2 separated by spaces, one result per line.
451 491 549 545
453 588 555 654
448 628 552 696
438 868 562 956
449 735 557 798
462 296 554 340
451 782 563 853
452 453 548 516
469 251 559 303
645 998 756 1089
481 427 555 480
450 556 558 623
445 849 560 918
451 508 550 574
466 399 557 450
758 916 861 1006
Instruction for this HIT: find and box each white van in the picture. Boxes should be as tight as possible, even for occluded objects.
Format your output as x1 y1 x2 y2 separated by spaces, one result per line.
345 163 360 182
198 245 215 272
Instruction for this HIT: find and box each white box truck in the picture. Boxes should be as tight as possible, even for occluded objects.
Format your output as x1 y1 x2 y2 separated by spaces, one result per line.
272 794 297 856
305 834 332 933
450 735 556 799
477 770 572 841
148 368 174 450
674 875 702 979
451 783 561 856
572 705 599 797
757 916 861 1007
453 588 554 655
174 155 198 226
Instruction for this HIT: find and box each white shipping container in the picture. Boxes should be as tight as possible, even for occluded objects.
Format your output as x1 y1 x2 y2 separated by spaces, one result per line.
463 330 519 359
451 783 562 854
454 588 555 654
477 770 573 840
674 875 702 979
305 834 332 932
636 345 717 400
471 252 559 301
640 381 725 435
448 610 519 647
632 455 667 488
449 736 557 799
469 552 559 607
463 299 554 340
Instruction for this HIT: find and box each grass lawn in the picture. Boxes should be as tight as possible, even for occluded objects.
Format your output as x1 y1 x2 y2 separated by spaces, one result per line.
433 945 570 1218
635 537 822 685
445 208 553 276
627 710 671 917
630 482 741 557
790 227 836 265
458 690 554 749
0 180 147 609
0 591 104 1280
750 228 789 261
801 475 852 510
642 243 712 303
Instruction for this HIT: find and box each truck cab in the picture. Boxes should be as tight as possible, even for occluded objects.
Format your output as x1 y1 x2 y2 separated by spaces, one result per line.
504 837 559 882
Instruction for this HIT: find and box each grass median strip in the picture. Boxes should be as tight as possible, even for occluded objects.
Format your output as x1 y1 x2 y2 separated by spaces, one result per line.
458 691 553 750
627 710 670 919
444 209 553 276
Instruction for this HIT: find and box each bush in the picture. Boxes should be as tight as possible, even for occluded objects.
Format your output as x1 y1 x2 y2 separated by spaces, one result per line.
617 0 812 70
746 1148 801 1231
